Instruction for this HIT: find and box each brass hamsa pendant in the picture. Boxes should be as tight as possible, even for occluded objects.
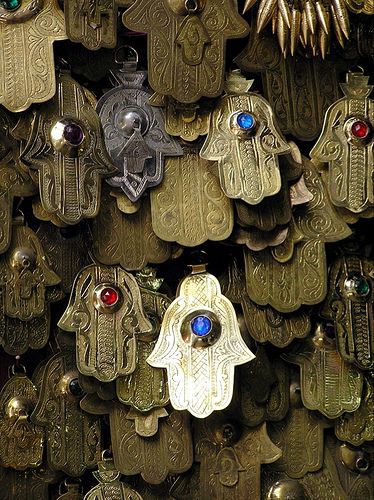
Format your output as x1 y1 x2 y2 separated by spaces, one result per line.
195 416 281 500
0 369 43 470
92 187 171 271
321 252 374 370
84 455 142 500
0 219 60 321
57 479 84 500
147 264 255 418
65 0 128 50
150 145 233 247
96 56 182 202
239 349 289 427
311 71 374 215
200 71 290 205
335 374 374 446
283 325 363 419
30 342 102 476
122 0 249 103
0 0 67 112
234 28 342 140
20 73 117 225
0 309 50 355
58 264 152 382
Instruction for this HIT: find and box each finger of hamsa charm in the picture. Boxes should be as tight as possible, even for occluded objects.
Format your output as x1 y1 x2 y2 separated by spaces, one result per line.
310 71 374 215
92 187 171 271
30 343 102 477
195 416 281 500
58 264 152 382
20 73 117 225
122 0 249 103
321 252 374 370
65 0 128 50
150 145 234 246
0 467 51 500
96 56 182 202
147 264 255 418
0 219 60 321
200 71 290 205
0 368 43 470
0 0 67 112
84 456 142 500
283 324 363 419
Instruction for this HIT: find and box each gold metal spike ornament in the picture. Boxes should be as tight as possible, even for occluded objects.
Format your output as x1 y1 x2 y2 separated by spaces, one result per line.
200 71 290 205
311 71 374 216
58 264 152 382
0 366 43 470
122 0 249 103
20 73 117 225
147 263 255 418
0 0 67 112
150 145 233 247
65 0 128 50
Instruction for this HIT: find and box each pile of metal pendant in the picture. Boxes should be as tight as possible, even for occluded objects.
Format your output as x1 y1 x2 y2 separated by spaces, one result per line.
0 0 372 498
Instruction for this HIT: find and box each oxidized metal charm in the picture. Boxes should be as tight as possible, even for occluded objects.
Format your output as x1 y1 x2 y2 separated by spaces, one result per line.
0 368 43 470
200 72 290 205
58 264 152 382
57 479 84 500
311 71 374 215
84 455 142 500
0 310 50 355
0 0 67 112
122 0 249 103
195 417 281 499
31 342 102 476
0 468 51 500
150 145 233 246
21 73 117 225
321 252 374 370
283 325 363 418
65 0 128 50
0 219 60 321
147 264 255 418
96 52 182 202
92 187 171 271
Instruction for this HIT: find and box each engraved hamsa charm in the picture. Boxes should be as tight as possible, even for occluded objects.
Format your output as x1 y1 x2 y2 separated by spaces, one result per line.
283 325 363 419
65 0 128 50
147 264 255 418
0 219 60 321
310 71 374 215
0 0 67 112
30 342 102 477
20 73 117 225
122 0 249 103
58 264 152 382
0 368 43 470
96 53 182 202
200 71 290 205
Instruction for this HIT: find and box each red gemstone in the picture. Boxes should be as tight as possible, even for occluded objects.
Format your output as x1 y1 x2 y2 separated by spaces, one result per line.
351 120 370 139
100 287 119 306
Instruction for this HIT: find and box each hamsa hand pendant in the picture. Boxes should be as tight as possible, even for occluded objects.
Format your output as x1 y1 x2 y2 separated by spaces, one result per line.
0 0 67 112
20 73 117 225
96 60 182 202
30 344 102 476
147 265 255 418
0 468 51 500
122 0 249 103
0 219 60 321
283 325 363 419
65 0 128 50
0 369 43 470
58 264 152 382
311 71 374 215
150 145 233 246
200 71 290 205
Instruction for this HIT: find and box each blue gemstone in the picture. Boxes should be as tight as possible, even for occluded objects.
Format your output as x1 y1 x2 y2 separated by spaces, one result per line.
236 112 255 130
191 315 212 337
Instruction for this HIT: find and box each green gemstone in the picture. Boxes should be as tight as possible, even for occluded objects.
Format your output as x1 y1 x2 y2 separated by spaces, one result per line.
1 0 21 11
355 277 370 296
